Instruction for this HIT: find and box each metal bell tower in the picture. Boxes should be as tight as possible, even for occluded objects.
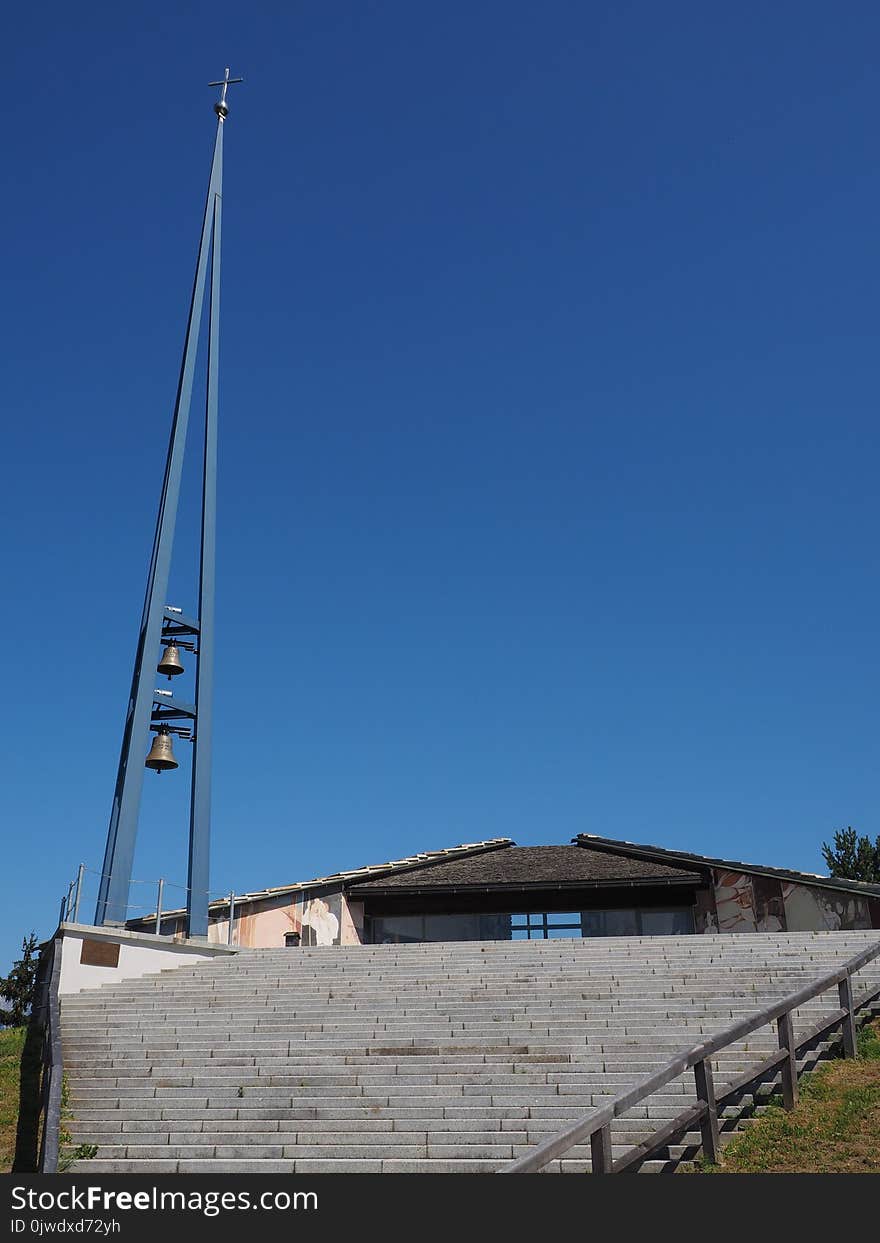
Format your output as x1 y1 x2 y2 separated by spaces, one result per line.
96 70 243 937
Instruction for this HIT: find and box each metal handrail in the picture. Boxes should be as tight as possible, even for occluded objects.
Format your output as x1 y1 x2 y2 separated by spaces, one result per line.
36 936 64 1173
499 938 880 1174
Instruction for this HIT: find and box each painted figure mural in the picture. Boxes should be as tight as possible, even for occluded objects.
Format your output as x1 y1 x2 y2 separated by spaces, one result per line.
301 896 340 946
714 871 757 933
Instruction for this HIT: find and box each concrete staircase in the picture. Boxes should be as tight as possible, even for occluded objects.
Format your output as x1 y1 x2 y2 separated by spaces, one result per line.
61 931 880 1173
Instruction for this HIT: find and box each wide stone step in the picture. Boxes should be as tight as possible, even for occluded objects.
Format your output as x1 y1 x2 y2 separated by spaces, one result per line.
63 1057 812 1099
71 1113 708 1138
64 965 872 990
64 1044 780 1071
102 985 851 1003
60 1053 794 1084
65 982 868 1001
62 973 855 996
61 996 861 1022
69 970 867 995
67 1131 712 1164
60 1157 543 1174
58 1021 802 1042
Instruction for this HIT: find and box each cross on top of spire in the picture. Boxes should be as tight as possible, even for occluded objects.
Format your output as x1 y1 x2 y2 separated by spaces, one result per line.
209 67 244 119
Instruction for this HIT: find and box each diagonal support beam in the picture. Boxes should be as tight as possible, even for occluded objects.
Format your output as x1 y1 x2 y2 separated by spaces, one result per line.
187 156 222 939
96 119 225 927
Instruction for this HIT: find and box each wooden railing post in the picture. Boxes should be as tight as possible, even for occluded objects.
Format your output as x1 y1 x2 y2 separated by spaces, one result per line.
838 975 857 1058
693 1058 719 1163
776 1009 798 1109
590 1125 613 1173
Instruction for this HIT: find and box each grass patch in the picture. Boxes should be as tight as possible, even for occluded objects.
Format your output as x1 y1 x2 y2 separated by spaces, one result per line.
702 1018 880 1173
0 1027 26 1173
1 1027 98 1174
857 1021 880 1061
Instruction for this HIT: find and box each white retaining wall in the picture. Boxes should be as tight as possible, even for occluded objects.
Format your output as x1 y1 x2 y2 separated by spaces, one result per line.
56 923 236 995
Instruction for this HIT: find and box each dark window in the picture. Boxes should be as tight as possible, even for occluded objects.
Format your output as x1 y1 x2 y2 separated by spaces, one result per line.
581 908 694 937
367 906 694 944
370 913 512 943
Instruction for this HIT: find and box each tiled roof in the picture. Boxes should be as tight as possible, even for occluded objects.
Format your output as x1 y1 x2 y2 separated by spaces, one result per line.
574 834 880 899
127 839 513 925
239 838 513 899
347 844 702 894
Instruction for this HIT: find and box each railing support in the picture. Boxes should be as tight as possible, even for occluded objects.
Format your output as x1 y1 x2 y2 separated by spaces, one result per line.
838 975 857 1058
693 1058 719 1163
590 1125 613 1173
776 1009 798 1109
72 864 84 923
155 878 165 936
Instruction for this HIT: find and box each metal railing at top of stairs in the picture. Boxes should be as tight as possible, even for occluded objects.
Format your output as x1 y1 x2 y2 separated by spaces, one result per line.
499 937 880 1174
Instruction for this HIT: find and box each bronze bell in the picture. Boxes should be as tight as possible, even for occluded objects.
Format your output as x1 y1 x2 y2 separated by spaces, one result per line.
157 643 185 678
145 728 179 773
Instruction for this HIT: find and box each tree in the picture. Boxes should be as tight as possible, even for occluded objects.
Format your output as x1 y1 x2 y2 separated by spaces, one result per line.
0 932 40 1027
821 827 880 884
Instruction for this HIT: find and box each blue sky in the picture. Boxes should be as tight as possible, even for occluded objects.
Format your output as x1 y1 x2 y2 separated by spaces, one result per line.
2 1 878 965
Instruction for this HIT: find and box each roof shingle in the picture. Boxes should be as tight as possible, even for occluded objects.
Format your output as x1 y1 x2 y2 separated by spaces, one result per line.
348 844 702 893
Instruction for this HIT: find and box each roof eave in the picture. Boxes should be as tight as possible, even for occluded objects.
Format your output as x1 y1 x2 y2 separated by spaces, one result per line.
350 875 705 899
573 834 880 899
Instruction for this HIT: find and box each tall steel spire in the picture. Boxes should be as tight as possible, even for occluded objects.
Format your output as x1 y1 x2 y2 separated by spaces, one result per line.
96 71 243 938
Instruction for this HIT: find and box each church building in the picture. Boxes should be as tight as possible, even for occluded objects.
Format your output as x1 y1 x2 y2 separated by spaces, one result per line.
128 833 880 948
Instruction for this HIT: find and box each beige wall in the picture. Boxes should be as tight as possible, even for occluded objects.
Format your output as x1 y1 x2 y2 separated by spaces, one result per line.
340 899 364 945
206 888 364 948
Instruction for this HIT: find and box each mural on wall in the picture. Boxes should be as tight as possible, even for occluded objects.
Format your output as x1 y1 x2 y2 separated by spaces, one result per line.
206 889 358 949
713 871 757 933
301 895 341 946
694 887 719 934
752 875 786 932
782 882 871 932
